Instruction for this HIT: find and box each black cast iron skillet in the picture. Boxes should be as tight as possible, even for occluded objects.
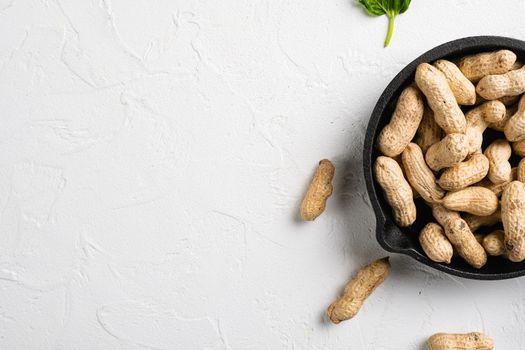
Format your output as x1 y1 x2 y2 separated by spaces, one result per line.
364 36 525 280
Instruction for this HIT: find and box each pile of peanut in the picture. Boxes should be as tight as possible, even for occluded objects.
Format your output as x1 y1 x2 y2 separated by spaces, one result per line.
300 51 516 348
375 49 525 269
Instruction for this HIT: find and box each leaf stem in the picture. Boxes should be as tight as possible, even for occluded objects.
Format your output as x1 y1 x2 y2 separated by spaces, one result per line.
384 14 396 47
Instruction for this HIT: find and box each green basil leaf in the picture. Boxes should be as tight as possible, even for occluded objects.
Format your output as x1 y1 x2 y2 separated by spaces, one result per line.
357 0 413 47
358 0 387 16
397 0 411 14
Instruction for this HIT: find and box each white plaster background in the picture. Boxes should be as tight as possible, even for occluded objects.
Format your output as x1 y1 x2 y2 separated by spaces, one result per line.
1 0 525 349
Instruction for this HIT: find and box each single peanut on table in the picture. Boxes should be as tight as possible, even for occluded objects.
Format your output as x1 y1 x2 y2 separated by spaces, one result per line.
300 159 334 221
427 332 494 350
501 181 525 262
327 257 390 324
458 49 516 82
416 63 466 134
377 86 425 157
419 223 453 263
374 156 417 227
425 133 468 171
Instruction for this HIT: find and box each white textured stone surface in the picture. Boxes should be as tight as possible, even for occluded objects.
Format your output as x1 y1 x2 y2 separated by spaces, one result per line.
2 0 525 348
